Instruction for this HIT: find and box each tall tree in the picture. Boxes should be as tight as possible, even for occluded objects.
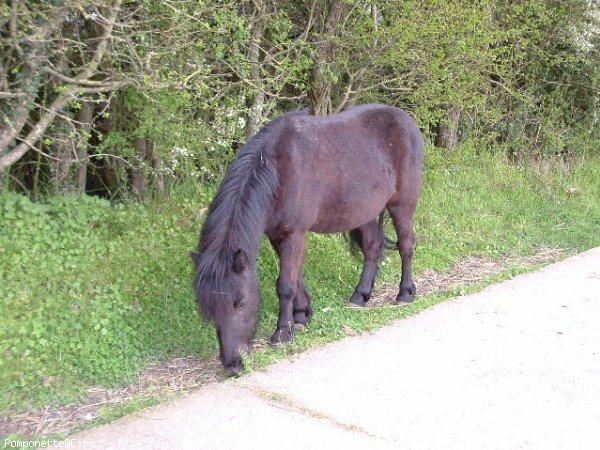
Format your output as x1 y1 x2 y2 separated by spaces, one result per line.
307 0 348 115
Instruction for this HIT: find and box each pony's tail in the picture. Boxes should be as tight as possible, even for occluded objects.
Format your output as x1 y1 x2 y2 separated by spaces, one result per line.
347 227 364 254
347 211 397 261
378 210 398 251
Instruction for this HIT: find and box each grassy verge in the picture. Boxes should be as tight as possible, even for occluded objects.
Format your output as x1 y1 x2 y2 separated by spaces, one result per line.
1 145 599 433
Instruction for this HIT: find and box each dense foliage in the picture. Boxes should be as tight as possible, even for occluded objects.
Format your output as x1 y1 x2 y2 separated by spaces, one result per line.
1 0 598 196
0 189 215 408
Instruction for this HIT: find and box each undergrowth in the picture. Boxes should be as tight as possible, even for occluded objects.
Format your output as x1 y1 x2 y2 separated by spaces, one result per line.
1 145 599 416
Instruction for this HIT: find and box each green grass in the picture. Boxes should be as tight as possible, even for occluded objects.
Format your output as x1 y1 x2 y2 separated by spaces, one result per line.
1 145 599 423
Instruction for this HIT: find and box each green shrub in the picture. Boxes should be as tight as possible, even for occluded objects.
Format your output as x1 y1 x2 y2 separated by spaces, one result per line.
0 191 216 411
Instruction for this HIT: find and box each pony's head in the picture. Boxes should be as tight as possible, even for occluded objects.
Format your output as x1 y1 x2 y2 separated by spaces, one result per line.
191 248 261 376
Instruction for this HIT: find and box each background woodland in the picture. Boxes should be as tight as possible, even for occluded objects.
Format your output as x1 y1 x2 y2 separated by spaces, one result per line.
1 0 599 199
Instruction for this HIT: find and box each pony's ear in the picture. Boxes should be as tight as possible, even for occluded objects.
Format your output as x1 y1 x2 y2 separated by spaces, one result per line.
232 249 248 274
190 251 202 267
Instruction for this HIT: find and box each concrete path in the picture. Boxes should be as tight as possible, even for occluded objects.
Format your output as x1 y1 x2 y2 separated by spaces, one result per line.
71 248 600 450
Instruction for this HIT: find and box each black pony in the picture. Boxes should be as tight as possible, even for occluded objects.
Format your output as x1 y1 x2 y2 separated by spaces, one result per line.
191 104 424 375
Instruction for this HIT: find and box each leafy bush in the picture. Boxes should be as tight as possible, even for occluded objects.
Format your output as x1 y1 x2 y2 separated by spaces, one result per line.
0 191 216 410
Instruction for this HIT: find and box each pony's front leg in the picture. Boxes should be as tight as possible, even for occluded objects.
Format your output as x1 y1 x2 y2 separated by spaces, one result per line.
271 232 307 344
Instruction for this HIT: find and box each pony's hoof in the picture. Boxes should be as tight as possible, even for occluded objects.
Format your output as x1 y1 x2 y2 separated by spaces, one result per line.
395 282 416 304
396 288 415 304
348 293 368 307
270 328 293 345
293 310 312 327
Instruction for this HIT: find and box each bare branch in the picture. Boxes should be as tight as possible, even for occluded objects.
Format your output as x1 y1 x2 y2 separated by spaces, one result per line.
219 59 307 101
13 135 131 167
0 92 26 100
0 87 38 158
0 85 77 170
42 67 122 88
10 0 25 57
76 0 123 81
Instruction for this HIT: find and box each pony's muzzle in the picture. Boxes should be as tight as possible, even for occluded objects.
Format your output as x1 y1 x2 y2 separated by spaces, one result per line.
226 361 243 377
221 344 250 377
222 354 244 377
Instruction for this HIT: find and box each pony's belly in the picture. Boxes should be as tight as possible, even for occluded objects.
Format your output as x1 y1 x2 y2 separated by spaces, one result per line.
310 221 357 233
309 198 388 233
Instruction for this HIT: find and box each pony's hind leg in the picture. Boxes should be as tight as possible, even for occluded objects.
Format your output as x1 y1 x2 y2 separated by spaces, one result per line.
293 276 313 328
348 220 384 307
388 202 417 303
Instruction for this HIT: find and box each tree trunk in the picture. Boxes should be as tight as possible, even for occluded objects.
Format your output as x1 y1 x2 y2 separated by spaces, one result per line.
147 141 165 194
76 101 94 195
245 0 267 138
131 138 164 201
103 155 125 197
0 165 5 193
435 106 461 152
131 138 148 200
49 119 75 195
308 0 347 116
50 101 94 195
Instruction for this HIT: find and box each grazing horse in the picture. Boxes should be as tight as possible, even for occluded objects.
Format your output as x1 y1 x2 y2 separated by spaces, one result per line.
191 104 424 375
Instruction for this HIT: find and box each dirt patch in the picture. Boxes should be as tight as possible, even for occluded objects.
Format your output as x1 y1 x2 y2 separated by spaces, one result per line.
1 356 225 439
1 246 567 439
369 246 567 307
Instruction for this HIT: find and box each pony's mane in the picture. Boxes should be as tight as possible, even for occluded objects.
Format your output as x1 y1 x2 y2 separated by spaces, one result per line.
193 109 307 321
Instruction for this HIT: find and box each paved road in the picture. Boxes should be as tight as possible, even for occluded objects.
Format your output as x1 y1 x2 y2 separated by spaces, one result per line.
71 247 600 449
